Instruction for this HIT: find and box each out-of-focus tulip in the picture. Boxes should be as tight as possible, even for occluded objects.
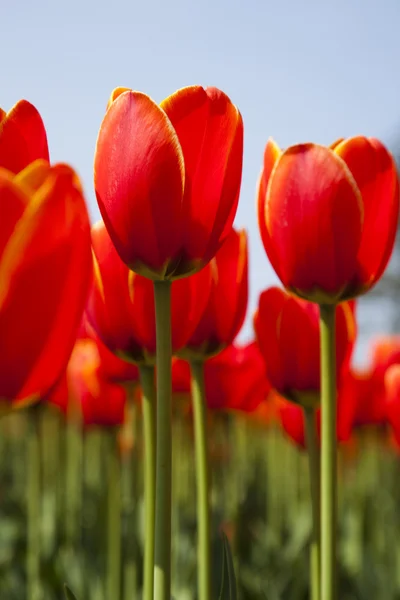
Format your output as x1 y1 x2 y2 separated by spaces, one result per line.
385 364 400 445
0 161 91 406
254 287 356 407
87 220 212 363
181 228 248 359
81 316 139 385
94 86 243 280
347 336 400 428
172 342 270 413
258 138 399 303
0 100 49 172
205 341 270 412
50 338 127 428
278 376 356 449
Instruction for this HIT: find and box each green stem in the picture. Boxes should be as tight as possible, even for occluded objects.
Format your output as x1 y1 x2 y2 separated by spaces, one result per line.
65 419 82 548
107 431 121 600
304 407 321 600
27 407 41 600
139 365 156 600
319 303 337 600
190 360 211 600
153 280 172 600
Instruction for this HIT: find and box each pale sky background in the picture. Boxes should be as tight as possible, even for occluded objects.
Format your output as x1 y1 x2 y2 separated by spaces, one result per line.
2 0 400 364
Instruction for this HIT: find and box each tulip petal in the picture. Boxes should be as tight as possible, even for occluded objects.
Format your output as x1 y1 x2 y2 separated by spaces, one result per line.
94 90 185 276
89 221 144 362
334 136 399 291
266 144 363 300
257 138 283 278
161 86 243 267
0 100 49 173
0 165 91 403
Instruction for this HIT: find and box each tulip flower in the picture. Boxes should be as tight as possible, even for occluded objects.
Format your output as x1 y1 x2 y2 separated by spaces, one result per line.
95 84 244 599
257 137 398 600
0 160 91 406
173 342 270 413
343 336 400 428
385 364 400 446
95 86 243 280
0 100 49 173
277 378 357 450
255 286 356 600
87 220 212 362
258 137 399 304
50 338 127 428
181 228 248 360
254 287 356 407
205 342 269 412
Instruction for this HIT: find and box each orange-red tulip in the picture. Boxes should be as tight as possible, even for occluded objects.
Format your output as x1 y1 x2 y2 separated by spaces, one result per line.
254 287 356 406
205 341 270 412
94 86 243 280
50 338 127 428
258 138 399 303
278 376 357 449
81 316 139 385
181 228 248 359
0 100 49 173
348 336 400 427
385 364 400 445
172 342 270 413
87 220 212 363
0 161 91 406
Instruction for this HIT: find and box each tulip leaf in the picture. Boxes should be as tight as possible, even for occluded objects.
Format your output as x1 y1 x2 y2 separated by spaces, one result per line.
64 584 79 600
218 531 237 600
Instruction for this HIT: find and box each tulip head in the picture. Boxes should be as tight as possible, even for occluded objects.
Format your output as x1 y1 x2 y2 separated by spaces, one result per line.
0 161 91 406
254 287 356 408
0 100 49 172
94 85 243 280
258 137 399 303
181 228 248 360
87 220 212 364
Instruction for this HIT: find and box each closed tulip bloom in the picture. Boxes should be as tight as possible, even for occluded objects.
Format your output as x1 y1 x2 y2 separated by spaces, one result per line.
50 338 127 428
385 364 400 445
87 220 212 363
0 100 49 172
258 137 399 303
254 287 356 406
205 341 270 412
0 161 91 405
172 342 269 413
181 228 248 359
348 336 400 427
95 86 243 280
278 379 356 449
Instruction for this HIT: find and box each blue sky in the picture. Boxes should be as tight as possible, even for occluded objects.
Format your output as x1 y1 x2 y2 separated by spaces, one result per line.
2 0 400 362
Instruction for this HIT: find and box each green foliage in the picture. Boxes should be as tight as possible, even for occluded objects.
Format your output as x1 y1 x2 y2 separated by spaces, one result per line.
218 532 237 600
64 584 79 600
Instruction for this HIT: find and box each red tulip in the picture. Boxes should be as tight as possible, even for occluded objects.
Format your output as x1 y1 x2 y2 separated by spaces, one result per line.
349 336 400 428
182 228 248 358
94 86 243 280
254 287 356 406
385 364 400 445
81 316 139 385
278 376 356 449
172 342 270 413
0 100 49 172
87 220 212 362
258 138 399 303
0 161 91 405
50 338 127 428
205 341 270 412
